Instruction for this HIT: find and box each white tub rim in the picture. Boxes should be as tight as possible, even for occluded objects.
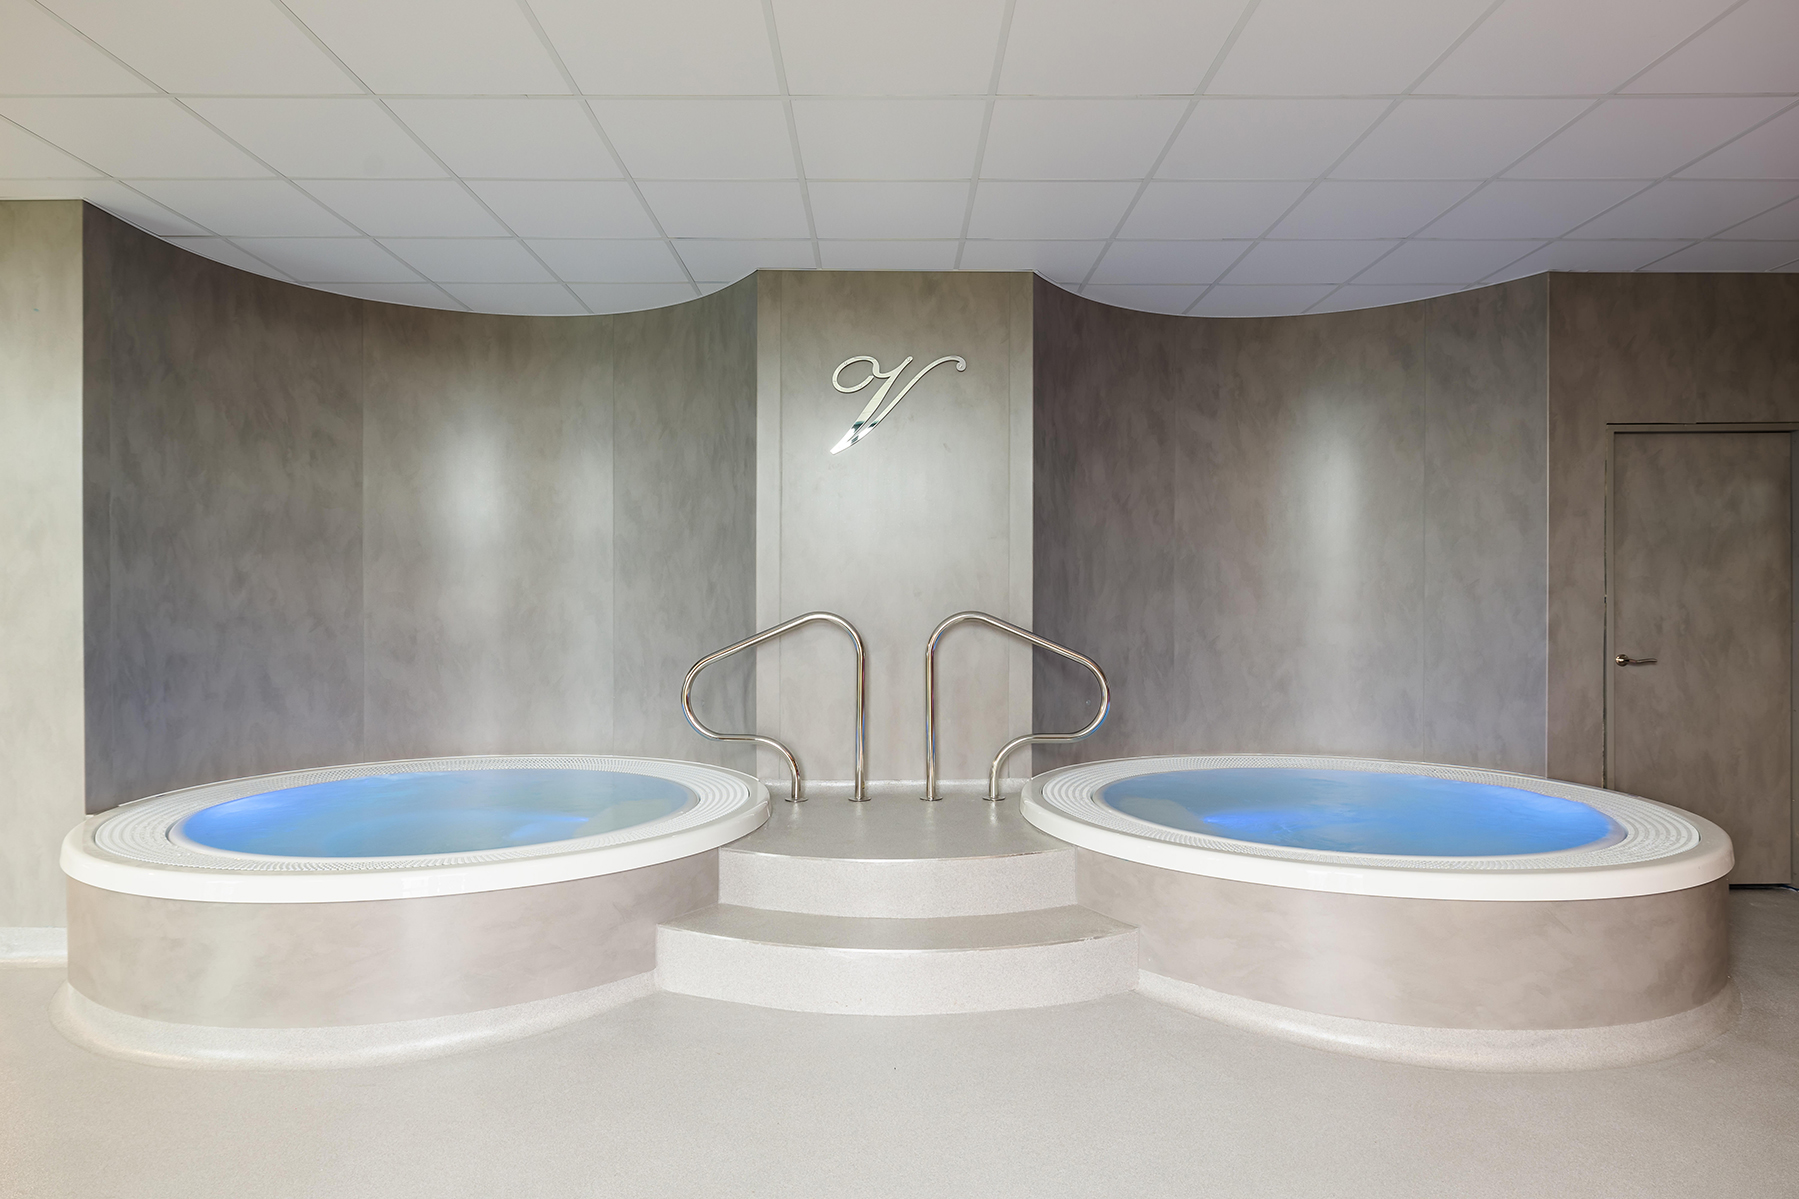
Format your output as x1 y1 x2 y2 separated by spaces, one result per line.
1021 753 1732 901
62 754 768 904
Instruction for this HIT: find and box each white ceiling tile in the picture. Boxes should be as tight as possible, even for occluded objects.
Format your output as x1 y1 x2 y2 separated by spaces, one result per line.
955 240 1104 282
771 0 1008 95
809 182 969 239
281 0 567 94
592 101 794 180
379 238 554 282
1626 0 1799 94
41 0 357 93
1269 182 1478 239
1089 241 1246 285
185 100 444 180
1640 240 1799 271
1571 181 1799 239
1353 240 1543 284
1079 284 1206 315
981 100 1188 180
1190 285 1336 316
163 237 293 280
301 180 504 237
1334 100 1589 180
967 182 1141 240
1310 284 1459 312
314 282 466 310
1490 240 1690 278
1221 240 1398 284
531 0 777 94
674 239 815 279
439 283 586 316
463 181 656 238
1158 100 1389 181
0 0 153 94
1119 181 1308 239
818 241 960 270
387 100 618 179
793 100 987 180
0 120 102 178
0 99 267 179
0 180 207 235
525 239 688 283
639 182 811 239
1420 181 1646 239
999 0 1243 95
1679 106 1799 180
1720 199 1799 240
1508 99 1791 180
1207 0 1492 96
231 237 421 283
133 180 357 236
570 283 704 314
1419 0 1736 95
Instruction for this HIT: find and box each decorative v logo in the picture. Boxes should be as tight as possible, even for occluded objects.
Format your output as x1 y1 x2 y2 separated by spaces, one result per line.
829 354 967 454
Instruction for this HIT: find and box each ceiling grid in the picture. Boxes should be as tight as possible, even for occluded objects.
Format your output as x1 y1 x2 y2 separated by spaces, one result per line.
2 0 1794 317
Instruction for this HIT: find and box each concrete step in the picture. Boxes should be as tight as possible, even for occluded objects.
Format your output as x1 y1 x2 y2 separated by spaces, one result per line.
656 903 1137 1015
720 795 1077 918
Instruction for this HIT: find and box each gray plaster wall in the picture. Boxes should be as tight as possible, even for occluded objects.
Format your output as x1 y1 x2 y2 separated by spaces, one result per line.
0 201 87 927
754 271 1033 788
1033 276 1549 773
81 209 755 816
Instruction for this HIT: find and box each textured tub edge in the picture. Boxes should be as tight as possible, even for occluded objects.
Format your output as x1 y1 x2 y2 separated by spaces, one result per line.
49 971 657 1071
1137 970 1740 1073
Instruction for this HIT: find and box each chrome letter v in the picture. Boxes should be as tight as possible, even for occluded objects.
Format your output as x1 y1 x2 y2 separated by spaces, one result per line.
828 354 967 454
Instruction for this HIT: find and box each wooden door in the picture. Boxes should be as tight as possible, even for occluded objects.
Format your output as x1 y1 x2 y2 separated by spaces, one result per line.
1609 431 1793 883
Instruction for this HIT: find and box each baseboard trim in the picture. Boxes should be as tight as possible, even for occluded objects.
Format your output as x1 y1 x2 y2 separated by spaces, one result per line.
51 972 656 1071
1137 971 1739 1073
0 927 66 966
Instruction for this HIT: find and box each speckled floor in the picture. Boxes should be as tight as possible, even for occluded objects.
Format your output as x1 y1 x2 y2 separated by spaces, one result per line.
4 889 1795 1199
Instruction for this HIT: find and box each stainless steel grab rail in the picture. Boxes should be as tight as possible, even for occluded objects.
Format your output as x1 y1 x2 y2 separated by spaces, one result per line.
921 611 1109 802
682 612 867 803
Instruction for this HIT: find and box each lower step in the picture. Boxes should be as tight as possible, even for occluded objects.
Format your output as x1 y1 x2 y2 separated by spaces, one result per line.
657 904 1137 1016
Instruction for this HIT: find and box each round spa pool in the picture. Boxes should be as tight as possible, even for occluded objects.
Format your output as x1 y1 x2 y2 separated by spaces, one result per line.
63 754 769 903
1022 754 1735 1071
57 755 767 1068
1023 753 1729 900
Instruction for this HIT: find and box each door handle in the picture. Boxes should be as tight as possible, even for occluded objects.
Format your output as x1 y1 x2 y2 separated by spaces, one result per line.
1614 654 1658 666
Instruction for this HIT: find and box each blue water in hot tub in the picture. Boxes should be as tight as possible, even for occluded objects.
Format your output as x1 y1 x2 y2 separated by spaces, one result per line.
178 769 692 858
1098 768 1620 857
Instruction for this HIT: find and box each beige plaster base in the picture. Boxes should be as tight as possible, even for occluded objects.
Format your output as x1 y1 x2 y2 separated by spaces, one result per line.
1139 970 1738 1072
65 852 716 1029
50 970 655 1070
1080 850 1730 1031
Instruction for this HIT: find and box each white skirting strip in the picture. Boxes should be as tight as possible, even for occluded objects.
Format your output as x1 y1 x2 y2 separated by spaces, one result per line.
0 927 67 965
1137 971 1740 1073
50 972 656 1071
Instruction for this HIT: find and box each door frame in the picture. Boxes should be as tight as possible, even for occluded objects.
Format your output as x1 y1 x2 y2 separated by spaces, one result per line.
1603 422 1799 882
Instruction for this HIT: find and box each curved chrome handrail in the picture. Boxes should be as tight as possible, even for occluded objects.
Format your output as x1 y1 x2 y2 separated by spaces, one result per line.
921 611 1109 802
682 612 867 803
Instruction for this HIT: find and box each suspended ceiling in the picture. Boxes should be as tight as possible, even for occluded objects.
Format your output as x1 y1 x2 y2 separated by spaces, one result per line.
2 0 1795 317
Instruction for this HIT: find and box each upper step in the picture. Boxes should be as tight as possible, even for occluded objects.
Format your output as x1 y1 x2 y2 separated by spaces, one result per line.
720 796 1076 918
657 903 1136 1015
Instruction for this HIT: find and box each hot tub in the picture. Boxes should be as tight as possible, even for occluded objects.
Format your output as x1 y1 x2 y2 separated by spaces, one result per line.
58 755 767 1068
1022 754 1735 1071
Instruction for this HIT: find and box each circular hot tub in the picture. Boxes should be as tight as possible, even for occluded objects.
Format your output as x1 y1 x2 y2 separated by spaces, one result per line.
1023 754 1735 1071
58 755 767 1068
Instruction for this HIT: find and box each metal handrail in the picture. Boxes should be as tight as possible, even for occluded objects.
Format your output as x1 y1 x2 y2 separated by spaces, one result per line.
921 611 1110 802
682 612 867 803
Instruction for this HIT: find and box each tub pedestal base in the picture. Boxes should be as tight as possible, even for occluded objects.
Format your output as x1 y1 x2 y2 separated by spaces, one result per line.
50 971 656 1070
1138 971 1739 1072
